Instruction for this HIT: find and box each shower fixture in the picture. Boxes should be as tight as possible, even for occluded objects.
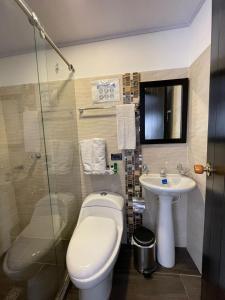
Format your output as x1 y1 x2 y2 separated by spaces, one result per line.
14 0 75 72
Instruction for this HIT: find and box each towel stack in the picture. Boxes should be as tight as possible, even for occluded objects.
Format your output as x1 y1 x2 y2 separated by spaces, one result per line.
80 138 106 174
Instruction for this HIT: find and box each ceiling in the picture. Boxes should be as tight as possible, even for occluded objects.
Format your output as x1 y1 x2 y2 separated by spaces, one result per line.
0 0 205 58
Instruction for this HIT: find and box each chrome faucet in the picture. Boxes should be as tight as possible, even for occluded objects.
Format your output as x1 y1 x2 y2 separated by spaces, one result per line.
160 167 167 178
142 164 149 175
177 163 189 176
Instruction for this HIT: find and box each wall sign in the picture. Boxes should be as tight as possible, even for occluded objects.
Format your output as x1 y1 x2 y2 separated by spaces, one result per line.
91 78 120 103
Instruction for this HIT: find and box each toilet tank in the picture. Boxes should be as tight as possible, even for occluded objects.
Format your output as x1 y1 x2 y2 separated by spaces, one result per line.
79 192 124 226
82 192 124 211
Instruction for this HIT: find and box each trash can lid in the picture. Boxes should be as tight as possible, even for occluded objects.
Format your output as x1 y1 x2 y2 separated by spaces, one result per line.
133 226 155 247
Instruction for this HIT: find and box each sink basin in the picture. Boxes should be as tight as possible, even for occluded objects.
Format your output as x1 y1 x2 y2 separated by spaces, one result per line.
139 173 196 268
139 174 196 196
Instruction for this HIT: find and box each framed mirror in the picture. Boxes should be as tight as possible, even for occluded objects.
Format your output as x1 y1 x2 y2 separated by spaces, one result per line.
140 78 189 144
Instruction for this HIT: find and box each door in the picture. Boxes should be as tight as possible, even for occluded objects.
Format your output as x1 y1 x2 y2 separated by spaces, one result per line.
198 0 225 299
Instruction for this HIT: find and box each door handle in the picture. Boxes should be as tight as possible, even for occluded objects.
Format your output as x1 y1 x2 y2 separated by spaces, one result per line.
194 163 215 176
194 163 225 177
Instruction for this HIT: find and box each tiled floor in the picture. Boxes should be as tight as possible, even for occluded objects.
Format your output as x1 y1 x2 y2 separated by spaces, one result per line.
65 246 201 300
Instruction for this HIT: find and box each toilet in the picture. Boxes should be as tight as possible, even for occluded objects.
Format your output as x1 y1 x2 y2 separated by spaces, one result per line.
66 191 124 300
3 192 75 281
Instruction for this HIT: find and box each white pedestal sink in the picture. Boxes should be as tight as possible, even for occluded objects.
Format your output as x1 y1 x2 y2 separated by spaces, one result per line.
139 174 196 268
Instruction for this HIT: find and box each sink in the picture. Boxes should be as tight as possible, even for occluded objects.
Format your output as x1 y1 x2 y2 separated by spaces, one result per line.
139 174 196 196
139 173 196 268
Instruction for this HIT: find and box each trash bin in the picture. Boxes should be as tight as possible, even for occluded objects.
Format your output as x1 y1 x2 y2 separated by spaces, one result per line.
132 226 157 276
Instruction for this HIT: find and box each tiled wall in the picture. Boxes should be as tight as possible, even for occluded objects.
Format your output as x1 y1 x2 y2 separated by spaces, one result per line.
0 84 47 249
187 46 211 272
74 68 189 247
122 73 143 242
141 68 189 247
0 79 82 252
0 100 18 255
0 53 210 271
74 75 125 199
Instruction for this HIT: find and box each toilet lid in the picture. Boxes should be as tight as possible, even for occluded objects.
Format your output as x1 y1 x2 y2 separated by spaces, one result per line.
67 216 117 280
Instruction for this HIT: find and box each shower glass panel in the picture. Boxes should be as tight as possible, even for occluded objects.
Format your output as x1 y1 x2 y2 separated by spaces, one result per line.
0 0 81 299
34 24 82 297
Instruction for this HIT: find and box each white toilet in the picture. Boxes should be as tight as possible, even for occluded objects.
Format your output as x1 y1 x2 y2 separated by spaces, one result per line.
66 191 124 300
3 192 75 281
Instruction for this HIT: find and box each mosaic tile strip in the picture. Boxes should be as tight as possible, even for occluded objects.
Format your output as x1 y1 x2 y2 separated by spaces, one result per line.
122 72 143 243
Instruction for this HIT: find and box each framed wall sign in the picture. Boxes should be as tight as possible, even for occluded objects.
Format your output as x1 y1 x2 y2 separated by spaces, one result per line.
91 78 120 103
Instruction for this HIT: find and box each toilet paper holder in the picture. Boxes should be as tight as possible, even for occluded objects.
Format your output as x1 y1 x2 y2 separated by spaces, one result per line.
133 197 145 214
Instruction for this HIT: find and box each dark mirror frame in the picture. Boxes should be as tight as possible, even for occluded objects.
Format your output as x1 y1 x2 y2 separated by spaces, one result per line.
140 78 189 144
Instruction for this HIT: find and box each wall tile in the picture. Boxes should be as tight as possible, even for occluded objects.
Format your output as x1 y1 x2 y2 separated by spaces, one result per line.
75 69 189 246
0 80 82 252
187 46 211 272
75 76 126 199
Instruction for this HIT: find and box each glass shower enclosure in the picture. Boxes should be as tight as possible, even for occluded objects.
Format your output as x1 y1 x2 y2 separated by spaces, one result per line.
0 0 81 299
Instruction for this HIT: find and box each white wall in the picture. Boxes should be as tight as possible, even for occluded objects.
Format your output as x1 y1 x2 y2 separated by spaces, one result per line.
0 0 212 87
61 0 212 80
60 28 191 79
0 28 190 86
189 0 212 64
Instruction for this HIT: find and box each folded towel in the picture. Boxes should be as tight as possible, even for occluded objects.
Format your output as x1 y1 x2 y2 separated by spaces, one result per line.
23 111 41 153
116 104 136 150
80 138 106 174
80 139 93 174
47 140 73 175
92 138 106 174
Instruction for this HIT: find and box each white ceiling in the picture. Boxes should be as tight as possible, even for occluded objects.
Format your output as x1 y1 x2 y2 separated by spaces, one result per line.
0 0 205 58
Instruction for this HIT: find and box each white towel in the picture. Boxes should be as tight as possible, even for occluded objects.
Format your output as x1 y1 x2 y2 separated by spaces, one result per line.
23 111 41 153
92 138 106 174
80 138 106 174
47 140 73 175
116 104 136 150
79 139 93 174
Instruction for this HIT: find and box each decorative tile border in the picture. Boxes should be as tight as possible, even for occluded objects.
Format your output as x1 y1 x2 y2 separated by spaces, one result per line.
122 73 143 242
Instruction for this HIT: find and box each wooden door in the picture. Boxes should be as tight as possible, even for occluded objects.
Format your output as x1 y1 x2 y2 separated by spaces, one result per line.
201 0 225 299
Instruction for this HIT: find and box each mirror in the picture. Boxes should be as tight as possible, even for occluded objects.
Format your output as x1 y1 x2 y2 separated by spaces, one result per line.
140 78 188 144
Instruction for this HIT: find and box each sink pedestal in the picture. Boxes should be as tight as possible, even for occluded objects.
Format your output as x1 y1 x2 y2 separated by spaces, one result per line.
139 173 196 269
157 195 175 268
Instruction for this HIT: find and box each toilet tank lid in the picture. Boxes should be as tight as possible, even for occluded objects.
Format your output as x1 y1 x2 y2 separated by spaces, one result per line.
82 192 124 211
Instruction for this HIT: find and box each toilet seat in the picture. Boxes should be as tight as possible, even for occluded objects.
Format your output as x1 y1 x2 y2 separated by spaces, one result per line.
67 216 117 280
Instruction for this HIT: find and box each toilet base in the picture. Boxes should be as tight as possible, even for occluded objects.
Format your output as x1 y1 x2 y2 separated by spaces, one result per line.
79 271 113 300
